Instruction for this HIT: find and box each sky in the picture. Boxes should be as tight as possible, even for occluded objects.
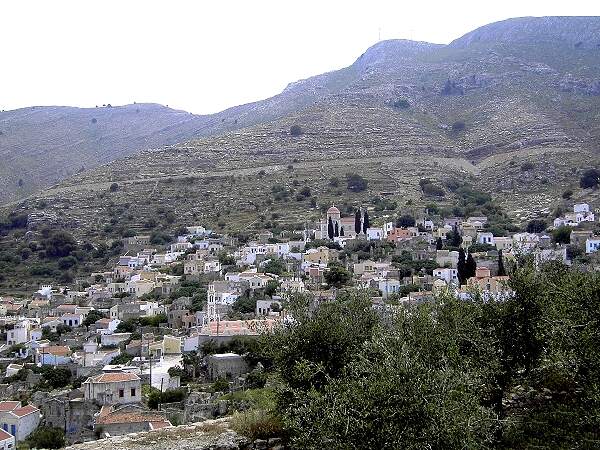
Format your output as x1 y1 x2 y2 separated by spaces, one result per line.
2 0 600 115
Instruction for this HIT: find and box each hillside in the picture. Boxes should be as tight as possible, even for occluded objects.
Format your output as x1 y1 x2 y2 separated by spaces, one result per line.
6 16 600 239
0 62 369 205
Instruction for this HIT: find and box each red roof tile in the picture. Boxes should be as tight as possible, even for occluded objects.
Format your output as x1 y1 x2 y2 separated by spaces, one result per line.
0 401 19 412
12 405 39 417
88 373 140 383
0 429 13 441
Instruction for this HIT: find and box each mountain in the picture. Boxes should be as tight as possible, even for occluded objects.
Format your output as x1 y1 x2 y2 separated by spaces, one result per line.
0 68 369 204
7 16 600 239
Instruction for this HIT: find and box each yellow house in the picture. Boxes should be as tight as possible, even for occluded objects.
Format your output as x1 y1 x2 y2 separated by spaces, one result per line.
163 335 182 355
302 247 337 265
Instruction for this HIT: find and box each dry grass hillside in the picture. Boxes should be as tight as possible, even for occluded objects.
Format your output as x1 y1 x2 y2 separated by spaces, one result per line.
5 16 600 239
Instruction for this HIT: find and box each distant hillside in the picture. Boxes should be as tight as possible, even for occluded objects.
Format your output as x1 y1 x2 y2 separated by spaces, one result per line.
7 16 600 240
0 65 370 204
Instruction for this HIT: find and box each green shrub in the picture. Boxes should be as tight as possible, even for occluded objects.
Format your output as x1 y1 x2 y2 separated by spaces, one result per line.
580 168 600 189
451 120 466 132
521 162 535 172
346 173 368 192
393 98 410 109
27 427 65 449
230 409 284 441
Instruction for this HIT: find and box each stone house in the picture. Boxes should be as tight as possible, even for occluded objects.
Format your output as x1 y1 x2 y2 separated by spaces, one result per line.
207 353 249 381
95 404 171 436
83 372 142 405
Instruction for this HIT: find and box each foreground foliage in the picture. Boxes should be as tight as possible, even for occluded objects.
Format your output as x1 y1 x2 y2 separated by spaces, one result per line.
264 264 600 448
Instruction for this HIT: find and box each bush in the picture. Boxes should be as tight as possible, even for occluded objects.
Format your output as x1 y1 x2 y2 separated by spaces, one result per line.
42 231 77 258
211 377 230 393
580 168 600 189
27 427 65 449
562 189 573 199
393 98 410 109
290 125 303 136
346 173 368 192
552 225 572 244
451 121 466 132
526 219 547 233
521 162 535 172
57 255 78 270
230 409 284 441
150 231 172 245
421 182 445 197
396 214 416 228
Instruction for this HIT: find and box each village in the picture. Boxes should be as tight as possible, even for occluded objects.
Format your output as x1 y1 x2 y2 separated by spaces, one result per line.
0 200 598 448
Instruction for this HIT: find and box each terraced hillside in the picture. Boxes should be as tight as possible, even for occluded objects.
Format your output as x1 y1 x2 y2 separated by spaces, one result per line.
7 16 600 239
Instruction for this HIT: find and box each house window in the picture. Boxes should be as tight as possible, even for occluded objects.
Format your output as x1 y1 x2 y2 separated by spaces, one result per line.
10 424 15 436
119 389 124 398
131 388 136 397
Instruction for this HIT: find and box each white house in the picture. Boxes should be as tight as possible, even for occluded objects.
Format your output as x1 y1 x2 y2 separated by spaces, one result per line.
256 299 282 316
6 319 40 346
187 225 207 235
574 203 590 213
477 232 494 246
433 268 459 286
0 428 15 450
0 401 41 441
377 277 401 299
367 228 384 241
586 237 600 254
37 345 72 365
101 332 132 347
61 312 83 327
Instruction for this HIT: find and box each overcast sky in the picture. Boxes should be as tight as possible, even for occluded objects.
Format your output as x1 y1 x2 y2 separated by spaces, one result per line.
2 0 599 115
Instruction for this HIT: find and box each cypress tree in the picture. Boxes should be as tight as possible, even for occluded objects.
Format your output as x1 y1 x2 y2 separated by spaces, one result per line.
362 210 370 234
355 209 362 234
497 249 506 276
451 225 463 248
457 248 467 285
334 222 339 237
328 217 334 240
436 237 443 250
340 226 345 237
466 253 477 279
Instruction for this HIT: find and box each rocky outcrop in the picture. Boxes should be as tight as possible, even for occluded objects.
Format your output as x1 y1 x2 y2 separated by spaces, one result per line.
66 418 286 450
558 74 600 95
65 418 263 450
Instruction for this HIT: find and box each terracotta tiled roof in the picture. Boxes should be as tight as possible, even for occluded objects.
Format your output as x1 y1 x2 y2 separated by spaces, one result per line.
56 304 77 311
87 372 140 383
41 346 71 356
0 429 13 441
95 318 111 327
96 405 167 425
0 401 20 412
12 405 39 417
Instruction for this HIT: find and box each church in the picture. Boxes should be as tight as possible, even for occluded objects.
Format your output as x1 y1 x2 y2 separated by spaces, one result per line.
316 205 365 240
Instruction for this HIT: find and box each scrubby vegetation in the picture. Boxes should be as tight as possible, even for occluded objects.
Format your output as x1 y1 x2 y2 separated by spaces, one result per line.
258 263 600 448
